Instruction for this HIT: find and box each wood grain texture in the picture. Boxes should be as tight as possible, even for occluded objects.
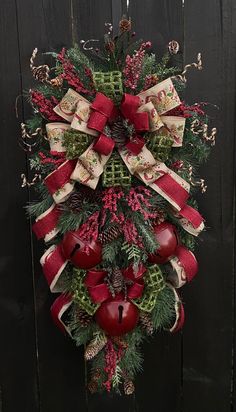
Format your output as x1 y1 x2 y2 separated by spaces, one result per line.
0 1 39 411
15 1 86 411
182 0 236 411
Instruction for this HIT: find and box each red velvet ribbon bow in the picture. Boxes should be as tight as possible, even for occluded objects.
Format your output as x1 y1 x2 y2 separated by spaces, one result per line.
87 92 116 156
120 94 150 155
84 264 146 304
87 92 150 157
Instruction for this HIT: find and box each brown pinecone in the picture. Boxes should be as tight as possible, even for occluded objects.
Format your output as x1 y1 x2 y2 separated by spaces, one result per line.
139 311 154 335
87 379 98 394
124 380 135 395
65 192 83 212
152 209 166 226
99 225 122 244
85 335 107 361
76 308 93 327
32 65 50 82
50 75 63 87
119 17 131 33
66 188 102 212
110 268 124 294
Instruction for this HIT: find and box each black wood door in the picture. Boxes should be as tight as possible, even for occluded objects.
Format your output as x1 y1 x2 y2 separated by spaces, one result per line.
0 1 235 411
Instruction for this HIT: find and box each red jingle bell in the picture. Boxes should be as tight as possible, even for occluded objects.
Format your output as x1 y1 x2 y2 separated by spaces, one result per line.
62 229 102 269
95 296 139 336
148 222 179 264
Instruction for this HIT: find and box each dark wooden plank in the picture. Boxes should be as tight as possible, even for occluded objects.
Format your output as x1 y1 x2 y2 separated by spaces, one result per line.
182 0 236 411
0 1 39 411
126 1 184 411
15 1 87 411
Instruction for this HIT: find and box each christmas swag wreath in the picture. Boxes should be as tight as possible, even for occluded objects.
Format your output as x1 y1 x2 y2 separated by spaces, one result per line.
22 18 216 394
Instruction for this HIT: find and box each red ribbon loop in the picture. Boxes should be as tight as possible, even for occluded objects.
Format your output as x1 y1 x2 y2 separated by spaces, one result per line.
50 293 72 334
125 135 145 155
85 270 110 304
88 92 114 133
44 159 77 195
33 205 61 240
85 265 145 304
93 133 115 155
121 93 149 132
179 205 204 229
175 246 198 282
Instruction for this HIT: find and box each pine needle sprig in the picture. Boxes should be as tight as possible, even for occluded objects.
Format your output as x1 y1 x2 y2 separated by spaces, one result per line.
151 286 176 330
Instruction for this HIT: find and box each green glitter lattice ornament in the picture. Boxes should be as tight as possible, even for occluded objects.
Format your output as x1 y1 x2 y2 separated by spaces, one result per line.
146 128 174 162
93 71 123 103
102 153 131 188
63 130 93 159
72 268 99 315
133 264 165 312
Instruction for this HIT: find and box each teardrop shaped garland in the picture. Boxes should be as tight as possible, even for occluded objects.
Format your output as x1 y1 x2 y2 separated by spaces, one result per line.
22 19 216 394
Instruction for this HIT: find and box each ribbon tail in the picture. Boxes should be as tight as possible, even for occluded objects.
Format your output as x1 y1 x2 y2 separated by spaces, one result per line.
40 244 68 292
178 204 205 235
51 293 73 335
32 203 61 242
168 246 198 288
168 286 185 333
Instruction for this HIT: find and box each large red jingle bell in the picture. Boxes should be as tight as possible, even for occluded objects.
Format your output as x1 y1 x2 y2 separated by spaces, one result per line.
148 222 179 264
62 229 102 269
95 296 139 336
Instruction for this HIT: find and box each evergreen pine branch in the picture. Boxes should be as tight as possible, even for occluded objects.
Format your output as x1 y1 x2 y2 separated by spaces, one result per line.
67 44 95 72
102 237 124 266
72 322 98 347
121 242 143 263
112 365 122 389
137 53 156 89
132 213 158 254
26 115 43 132
26 183 53 218
151 286 176 330
26 195 53 218
119 327 145 378
155 52 180 81
57 210 84 234
36 83 65 100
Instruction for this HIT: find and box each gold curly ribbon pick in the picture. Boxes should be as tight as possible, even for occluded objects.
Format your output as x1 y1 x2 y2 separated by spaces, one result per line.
21 173 41 187
188 165 207 193
175 53 202 83
190 119 217 146
20 122 43 152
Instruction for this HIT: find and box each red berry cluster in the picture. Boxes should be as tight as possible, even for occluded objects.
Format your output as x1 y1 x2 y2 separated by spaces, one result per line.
78 211 100 251
103 340 123 392
30 90 61 121
123 41 152 90
126 186 158 220
101 187 125 224
38 151 65 168
167 102 205 118
57 48 94 96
